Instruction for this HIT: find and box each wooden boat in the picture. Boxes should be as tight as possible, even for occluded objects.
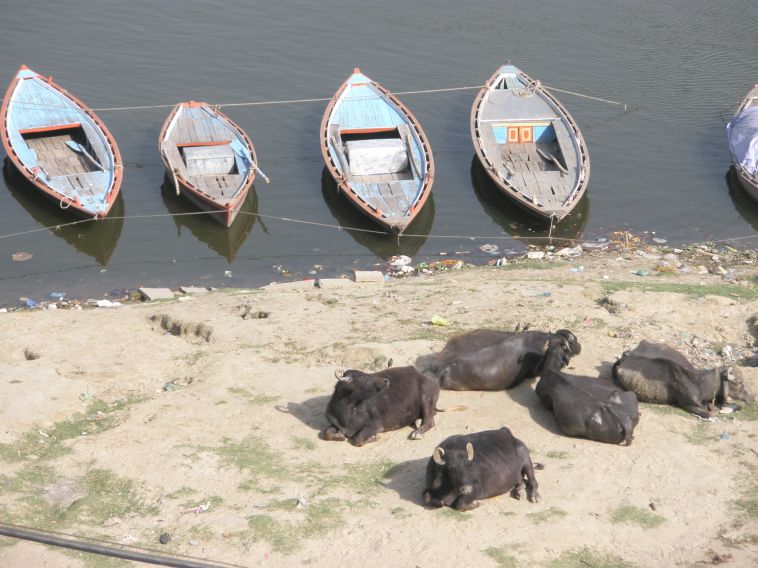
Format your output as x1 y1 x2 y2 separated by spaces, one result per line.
471 63 590 222
727 84 758 201
0 65 123 218
159 101 261 227
320 68 434 233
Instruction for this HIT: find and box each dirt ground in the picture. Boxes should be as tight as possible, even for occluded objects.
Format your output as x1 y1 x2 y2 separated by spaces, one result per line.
0 246 757 568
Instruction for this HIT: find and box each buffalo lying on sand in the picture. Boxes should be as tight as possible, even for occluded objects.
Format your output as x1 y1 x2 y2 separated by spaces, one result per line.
423 427 540 511
415 328 581 390
322 366 440 446
612 341 754 418
537 339 639 445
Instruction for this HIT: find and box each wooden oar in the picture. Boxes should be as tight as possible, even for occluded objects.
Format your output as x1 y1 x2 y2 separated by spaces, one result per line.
536 148 568 174
65 140 104 171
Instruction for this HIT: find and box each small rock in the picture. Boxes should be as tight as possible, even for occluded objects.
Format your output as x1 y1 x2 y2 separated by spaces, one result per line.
697 265 709 275
557 245 582 257
652 237 667 244
159 532 171 545
11 251 33 262
139 288 175 301
527 251 545 260
24 348 40 361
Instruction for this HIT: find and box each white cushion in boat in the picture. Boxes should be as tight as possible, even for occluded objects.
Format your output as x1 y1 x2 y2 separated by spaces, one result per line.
345 138 408 175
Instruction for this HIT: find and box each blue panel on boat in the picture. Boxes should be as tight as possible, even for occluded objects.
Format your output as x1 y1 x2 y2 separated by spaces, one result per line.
492 126 507 144
534 124 556 142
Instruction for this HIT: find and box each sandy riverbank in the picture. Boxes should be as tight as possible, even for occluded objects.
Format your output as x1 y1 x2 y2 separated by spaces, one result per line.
0 244 757 567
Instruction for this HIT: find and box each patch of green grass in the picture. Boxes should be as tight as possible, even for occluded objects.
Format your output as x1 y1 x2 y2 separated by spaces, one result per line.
641 403 690 417
548 547 637 568
733 484 757 518
390 506 410 519
610 504 665 529
725 403 758 422
165 486 196 500
546 450 569 459
316 459 395 496
484 547 519 568
500 262 563 271
226 387 279 405
181 495 223 510
293 437 316 451
68 469 158 526
602 280 758 300
527 506 567 524
211 435 286 481
0 396 144 463
247 497 349 554
322 297 338 305
683 423 715 445
67 550 132 568
438 507 472 521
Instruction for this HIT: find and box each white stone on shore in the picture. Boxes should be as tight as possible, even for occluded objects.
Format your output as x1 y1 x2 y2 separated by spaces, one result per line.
139 288 175 301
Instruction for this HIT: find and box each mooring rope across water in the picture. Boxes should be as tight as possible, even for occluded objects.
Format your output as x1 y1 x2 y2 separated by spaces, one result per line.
4 82 630 113
0 208 755 248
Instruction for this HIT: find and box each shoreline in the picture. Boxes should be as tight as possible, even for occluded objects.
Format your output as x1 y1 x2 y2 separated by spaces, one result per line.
4 231 757 313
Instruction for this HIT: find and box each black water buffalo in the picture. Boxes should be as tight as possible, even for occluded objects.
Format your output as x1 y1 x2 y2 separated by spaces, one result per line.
415 328 581 390
536 339 639 445
322 366 440 446
613 341 754 418
423 427 540 511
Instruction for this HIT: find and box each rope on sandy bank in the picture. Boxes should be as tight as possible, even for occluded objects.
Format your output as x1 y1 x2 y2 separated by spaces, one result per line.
1 208 756 249
0 522 243 568
6 82 628 113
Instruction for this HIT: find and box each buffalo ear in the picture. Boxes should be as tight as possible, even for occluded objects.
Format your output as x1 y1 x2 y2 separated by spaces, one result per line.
466 442 474 461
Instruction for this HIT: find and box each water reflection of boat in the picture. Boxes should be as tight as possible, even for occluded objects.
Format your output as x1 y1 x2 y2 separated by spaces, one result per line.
725 168 758 232
3 158 123 264
470 156 588 246
321 167 433 259
160 178 261 262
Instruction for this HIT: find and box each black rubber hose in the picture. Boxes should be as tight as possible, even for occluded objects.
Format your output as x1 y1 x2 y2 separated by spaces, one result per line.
0 523 236 568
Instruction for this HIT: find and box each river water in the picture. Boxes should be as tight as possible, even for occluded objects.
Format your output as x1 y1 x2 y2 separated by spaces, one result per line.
1 0 757 305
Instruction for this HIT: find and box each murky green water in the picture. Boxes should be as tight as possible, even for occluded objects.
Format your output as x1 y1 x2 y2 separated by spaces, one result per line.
1 0 757 305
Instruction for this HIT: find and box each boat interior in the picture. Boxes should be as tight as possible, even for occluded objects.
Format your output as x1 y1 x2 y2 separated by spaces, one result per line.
161 107 249 202
21 124 102 178
329 125 418 183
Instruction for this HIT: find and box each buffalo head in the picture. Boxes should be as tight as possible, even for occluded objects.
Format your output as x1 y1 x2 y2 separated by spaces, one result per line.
720 366 755 404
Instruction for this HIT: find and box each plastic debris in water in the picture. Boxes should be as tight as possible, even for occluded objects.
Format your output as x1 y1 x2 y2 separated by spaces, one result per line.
49 292 66 299
224 270 233 278
20 297 38 308
479 243 499 254
430 315 449 326
652 238 667 244
11 252 33 262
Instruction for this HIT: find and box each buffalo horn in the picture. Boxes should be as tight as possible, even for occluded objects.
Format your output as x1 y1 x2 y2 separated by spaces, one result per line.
334 368 346 380
466 442 474 461
432 447 446 466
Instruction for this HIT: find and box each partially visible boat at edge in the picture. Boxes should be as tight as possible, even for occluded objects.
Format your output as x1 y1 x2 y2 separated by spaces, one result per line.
0 65 123 218
159 101 259 227
471 63 589 222
320 68 434 234
727 84 758 202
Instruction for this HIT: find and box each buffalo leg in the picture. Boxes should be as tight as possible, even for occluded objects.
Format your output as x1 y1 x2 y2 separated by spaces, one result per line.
410 394 438 440
322 426 346 442
452 494 480 512
511 481 525 500
349 426 380 447
422 490 443 508
523 458 541 503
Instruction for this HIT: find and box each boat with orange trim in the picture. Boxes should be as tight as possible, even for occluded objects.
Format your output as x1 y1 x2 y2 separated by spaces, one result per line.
0 65 123 219
320 68 434 234
159 101 263 228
